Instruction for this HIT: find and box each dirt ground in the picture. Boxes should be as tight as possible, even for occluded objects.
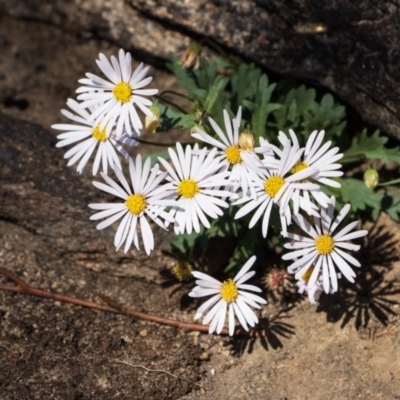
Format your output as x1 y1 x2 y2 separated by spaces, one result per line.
1 15 400 400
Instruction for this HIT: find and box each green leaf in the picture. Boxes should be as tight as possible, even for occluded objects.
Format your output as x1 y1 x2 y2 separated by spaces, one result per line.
178 113 199 130
381 189 400 221
208 206 239 237
192 88 208 105
169 227 209 256
230 63 261 110
204 75 229 114
211 55 237 71
338 178 383 219
251 74 278 138
270 86 346 145
302 93 346 139
148 150 170 167
167 54 197 94
286 85 316 114
192 58 217 91
344 129 400 164
272 104 288 131
170 232 197 255
157 103 183 132
287 100 299 123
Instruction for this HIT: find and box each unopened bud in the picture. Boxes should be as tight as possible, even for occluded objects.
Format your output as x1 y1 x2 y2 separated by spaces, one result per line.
263 267 292 292
180 44 202 69
239 130 255 151
171 261 193 281
364 167 379 188
190 124 205 134
144 104 161 134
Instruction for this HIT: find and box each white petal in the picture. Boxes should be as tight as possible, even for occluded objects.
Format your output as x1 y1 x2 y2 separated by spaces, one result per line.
234 256 256 282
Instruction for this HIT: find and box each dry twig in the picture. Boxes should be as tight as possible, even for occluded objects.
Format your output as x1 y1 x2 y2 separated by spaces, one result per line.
115 360 201 387
0 266 266 337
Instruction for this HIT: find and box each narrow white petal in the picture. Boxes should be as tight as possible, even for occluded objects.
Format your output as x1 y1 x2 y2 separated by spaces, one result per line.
234 256 256 282
228 305 235 336
216 301 228 334
330 252 355 282
334 247 361 267
327 255 338 293
96 209 127 230
89 204 126 220
114 212 132 248
334 230 368 242
329 203 351 233
232 302 248 332
193 294 220 319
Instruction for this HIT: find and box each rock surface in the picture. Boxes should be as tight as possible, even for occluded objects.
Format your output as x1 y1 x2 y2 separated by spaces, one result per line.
2 0 400 140
0 112 203 399
1 10 400 400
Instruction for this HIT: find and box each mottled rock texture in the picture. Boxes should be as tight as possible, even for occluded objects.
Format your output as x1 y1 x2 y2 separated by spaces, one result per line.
2 0 400 139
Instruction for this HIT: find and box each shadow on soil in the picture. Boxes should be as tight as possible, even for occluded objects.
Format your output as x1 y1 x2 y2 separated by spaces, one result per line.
317 222 400 330
227 316 296 357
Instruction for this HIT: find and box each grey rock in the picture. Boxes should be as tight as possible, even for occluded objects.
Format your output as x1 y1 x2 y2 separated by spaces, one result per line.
2 0 400 140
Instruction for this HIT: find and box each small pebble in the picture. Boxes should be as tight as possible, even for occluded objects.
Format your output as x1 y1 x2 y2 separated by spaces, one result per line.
199 351 210 361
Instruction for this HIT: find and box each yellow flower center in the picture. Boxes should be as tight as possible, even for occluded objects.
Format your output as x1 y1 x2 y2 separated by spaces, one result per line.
92 125 107 142
177 179 199 199
225 145 242 165
112 82 132 103
301 265 314 282
125 194 147 215
291 161 309 174
315 235 335 255
220 279 238 303
265 176 285 198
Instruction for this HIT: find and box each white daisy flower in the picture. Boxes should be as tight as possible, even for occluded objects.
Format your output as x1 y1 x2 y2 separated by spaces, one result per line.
277 129 343 213
159 143 232 235
52 99 137 175
191 107 265 197
282 196 368 294
76 49 158 137
89 154 175 255
234 138 319 237
189 255 267 336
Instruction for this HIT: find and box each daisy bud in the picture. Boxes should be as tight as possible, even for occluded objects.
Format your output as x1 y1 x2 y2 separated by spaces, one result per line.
363 167 379 188
171 261 193 281
263 267 292 293
239 130 255 151
190 124 206 134
180 44 202 69
144 104 161 134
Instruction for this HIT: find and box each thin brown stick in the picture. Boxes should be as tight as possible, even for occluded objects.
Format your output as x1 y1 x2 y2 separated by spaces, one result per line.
0 267 265 337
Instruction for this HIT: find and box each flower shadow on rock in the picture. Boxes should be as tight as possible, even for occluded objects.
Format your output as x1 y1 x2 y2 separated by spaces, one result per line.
316 224 400 330
228 316 296 357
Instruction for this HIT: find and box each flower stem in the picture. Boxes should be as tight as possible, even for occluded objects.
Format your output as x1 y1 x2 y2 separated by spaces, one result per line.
155 95 188 114
377 178 400 187
340 153 366 164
